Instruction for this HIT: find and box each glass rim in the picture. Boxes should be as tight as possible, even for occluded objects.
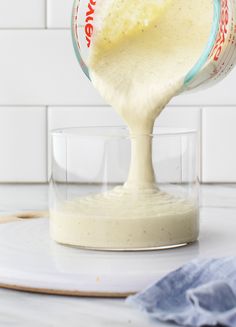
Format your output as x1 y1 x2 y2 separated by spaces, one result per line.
51 126 197 138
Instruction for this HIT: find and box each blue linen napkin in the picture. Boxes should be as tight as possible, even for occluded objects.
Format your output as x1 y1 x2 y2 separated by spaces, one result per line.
127 257 236 327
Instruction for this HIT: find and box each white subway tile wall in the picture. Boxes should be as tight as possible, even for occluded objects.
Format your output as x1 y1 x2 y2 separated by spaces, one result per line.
0 31 104 105
0 0 45 28
47 0 74 28
0 107 47 182
202 107 236 183
0 1 235 182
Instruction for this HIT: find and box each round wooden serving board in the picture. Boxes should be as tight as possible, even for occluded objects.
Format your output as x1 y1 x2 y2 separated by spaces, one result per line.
0 213 235 298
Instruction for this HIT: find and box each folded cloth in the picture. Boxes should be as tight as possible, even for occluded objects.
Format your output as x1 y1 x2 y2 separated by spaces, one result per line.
127 257 236 327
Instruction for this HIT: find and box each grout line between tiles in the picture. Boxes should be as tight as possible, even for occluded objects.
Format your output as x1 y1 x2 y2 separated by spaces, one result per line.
45 0 48 29
0 28 70 31
0 104 235 108
200 107 203 183
46 28 71 30
46 106 49 182
0 103 236 109
200 205 236 209
0 27 45 30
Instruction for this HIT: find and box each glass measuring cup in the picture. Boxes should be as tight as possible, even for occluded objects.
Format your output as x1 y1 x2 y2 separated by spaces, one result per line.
72 0 236 93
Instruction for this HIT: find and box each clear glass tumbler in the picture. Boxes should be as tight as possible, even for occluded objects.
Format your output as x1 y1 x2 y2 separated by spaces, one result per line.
49 127 199 251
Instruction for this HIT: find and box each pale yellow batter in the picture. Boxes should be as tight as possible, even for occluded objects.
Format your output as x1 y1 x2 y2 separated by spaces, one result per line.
50 0 213 249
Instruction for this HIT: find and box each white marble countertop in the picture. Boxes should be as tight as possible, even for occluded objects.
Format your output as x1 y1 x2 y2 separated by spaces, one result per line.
0 184 235 327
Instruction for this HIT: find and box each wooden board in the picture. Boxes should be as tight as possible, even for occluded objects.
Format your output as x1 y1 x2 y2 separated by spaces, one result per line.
0 283 133 298
0 214 234 298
